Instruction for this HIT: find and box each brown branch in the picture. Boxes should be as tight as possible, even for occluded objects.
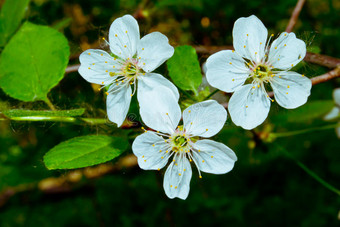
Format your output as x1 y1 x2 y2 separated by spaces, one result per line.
305 52 340 69
0 154 138 207
310 66 340 85
286 0 306 33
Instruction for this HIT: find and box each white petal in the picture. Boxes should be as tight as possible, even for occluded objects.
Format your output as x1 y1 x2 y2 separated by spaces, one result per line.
183 100 227 137
268 32 306 70
336 126 340 139
163 155 192 200
138 86 181 134
270 71 311 109
206 50 249 92
233 15 268 62
137 32 174 72
138 73 179 100
78 49 120 85
132 131 171 170
324 107 340 121
191 139 237 174
228 84 271 130
106 84 132 127
108 14 140 59
334 88 340 106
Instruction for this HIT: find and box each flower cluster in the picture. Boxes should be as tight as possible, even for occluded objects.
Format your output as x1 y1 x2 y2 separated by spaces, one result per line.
78 14 311 199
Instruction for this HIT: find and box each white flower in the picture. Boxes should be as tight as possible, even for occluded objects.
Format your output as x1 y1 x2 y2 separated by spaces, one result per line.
206 15 312 130
78 14 178 127
324 88 340 138
132 93 237 200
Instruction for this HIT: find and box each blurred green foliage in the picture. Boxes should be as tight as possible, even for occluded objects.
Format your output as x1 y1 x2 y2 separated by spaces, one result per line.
0 0 340 226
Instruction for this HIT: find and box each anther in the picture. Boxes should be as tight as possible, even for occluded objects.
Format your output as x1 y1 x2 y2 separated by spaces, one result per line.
88 53 91 55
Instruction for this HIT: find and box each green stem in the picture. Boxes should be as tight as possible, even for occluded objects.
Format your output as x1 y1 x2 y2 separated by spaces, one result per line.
1 116 107 125
275 144 340 196
271 124 338 138
181 89 198 101
204 89 219 100
44 98 56 111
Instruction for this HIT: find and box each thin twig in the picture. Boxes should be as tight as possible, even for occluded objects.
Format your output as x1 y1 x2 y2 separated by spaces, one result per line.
285 0 306 33
311 66 340 85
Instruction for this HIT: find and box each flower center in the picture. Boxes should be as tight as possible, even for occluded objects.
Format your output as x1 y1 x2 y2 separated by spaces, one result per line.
251 64 273 83
123 61 139 78
170 126 190 153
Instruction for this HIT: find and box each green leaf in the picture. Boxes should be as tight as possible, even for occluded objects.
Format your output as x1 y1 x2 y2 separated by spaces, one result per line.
0 0 30 47
2 109 85 118
43 135 129 170
271 100 334 123
0 22 70 102
167 45 202 94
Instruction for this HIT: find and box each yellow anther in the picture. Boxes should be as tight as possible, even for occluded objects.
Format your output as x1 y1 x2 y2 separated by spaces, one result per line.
252 86 255 89
101 53 103 56
178 173 181 176
287 85 290 88
206 129 208 131
143 63 145 65
142 155 144 158
159 150 162 153
229 62 232 65
284 44 286 47
271 99 275 102
302 74 305 77
173 159 175 162
279 76 281 78
88 67 91 69
257 85 260 88
170 185 173 188
88 53 91 55
125 30 128 33
152 144 155 147
144 160 146 162
105 70 108 73
115 34 117 37
190 122 193 125
105 92 108 95
202 160 205 163
142 48 144 50
291 64 294 67
244 45 246 48
255 52 257 54
141 127 145 130
198 150 201 152
105 61 108 63
189 159 192 162
161 157 164 159
127 58 130 60
246 34 249 36
260 42 262 44
278 58 280 61
139 57 141 59
286 92 288 94
116 83 119 86
143 73 145 75
166 150 168 153
275 47 277 49
271 34 274 36
114 58 117 60
246 105 248 108
284 33 287 36
113 66 115 68
232 50 235 53
184 169 186 171
232 79 235 81
102 38 105 41
175 186 178 189
188 110 191 113
211 156 213 158
124 45 127 48
166 113 169 115
157 168 160 171
199 176 202 179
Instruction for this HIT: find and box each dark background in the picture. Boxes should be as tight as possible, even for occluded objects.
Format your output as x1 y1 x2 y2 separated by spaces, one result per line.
1 0 340 226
